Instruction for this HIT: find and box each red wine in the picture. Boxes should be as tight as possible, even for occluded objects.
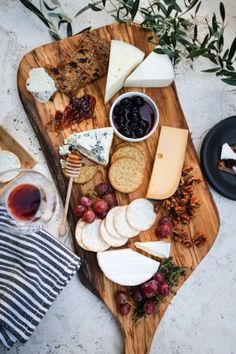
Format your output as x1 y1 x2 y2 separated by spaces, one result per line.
7 184 41 221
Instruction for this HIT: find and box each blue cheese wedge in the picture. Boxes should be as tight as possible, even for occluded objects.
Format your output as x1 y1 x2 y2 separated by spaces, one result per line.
26 68 57 103
134 241 171 258
97 249 160 286
60 127 114 166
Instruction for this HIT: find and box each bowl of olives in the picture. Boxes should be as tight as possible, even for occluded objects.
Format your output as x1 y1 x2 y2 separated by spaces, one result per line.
109 92 159 142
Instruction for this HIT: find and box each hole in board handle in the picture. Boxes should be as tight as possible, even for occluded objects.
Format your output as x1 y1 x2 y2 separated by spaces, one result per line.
157 153 163 159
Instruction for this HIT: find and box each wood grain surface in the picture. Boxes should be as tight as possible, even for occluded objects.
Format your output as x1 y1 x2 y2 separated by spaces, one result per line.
0 125 37 169
17 23 220 354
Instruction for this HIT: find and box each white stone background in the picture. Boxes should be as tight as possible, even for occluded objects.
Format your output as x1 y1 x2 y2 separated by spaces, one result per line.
0 0 236 353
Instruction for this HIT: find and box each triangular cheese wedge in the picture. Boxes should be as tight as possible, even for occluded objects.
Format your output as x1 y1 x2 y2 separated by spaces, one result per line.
134 241 171 258
104 40 145 103
62 127 113 165
221 143 236 160
97 249 160 286
124 50 174 88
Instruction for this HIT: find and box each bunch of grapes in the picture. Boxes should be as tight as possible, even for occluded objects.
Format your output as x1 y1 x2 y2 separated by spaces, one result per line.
115 270 170 317
73 183 117 223
155 216 174 238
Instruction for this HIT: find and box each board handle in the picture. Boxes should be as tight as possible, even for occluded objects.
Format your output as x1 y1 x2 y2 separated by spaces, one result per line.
123 324 156 354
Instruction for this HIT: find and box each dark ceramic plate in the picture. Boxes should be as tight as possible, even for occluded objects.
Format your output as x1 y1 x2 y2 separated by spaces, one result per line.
200 116 236 201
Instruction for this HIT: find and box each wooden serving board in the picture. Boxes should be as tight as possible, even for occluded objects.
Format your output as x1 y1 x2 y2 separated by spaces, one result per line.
17 23 220 354
0 125 37 169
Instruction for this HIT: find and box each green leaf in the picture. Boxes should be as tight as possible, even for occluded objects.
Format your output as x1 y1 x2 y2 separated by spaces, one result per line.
202 67 221 73
187 48 207 58
228 36 236 61
212 13 218 33
102 0 106 6
200 34 209 48
43 1 57 11
223 49 229 59
75 26 92 34
58 19 67 29
88 3 102 11
67 22 73 37
193 24 197 40
154 47 178 58
195 1 201 14
184 0 200 14
221 78 236 86
75 5 90 16
131 0 140 20
220 2 225 22
19 0 52 28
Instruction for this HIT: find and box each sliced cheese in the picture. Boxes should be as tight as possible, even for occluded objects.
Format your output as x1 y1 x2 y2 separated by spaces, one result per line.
221 143 236 160
125 50 174 88
104 40 145 103
97 249 160 286
134 241 171 258
146 126 188 200
26 68 57 103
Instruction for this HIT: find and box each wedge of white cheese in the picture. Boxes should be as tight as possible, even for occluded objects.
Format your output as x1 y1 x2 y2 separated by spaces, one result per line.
134 241 171 258
124 50 174 88
221 143 236 160
60 127 114 165
26 68 57 103
104 40 145 103
97 249 160 286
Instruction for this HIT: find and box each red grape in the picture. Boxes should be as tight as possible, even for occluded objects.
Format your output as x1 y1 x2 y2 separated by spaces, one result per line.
132 289 143 303
95 183 109 196
103 193 116 208
93 199 108 213
80 196 92 208
153 272 165 285
160 216 173 226
115 291 128 305
143 299 155 315
82 209 96 223
119 303 131 316
73 204 86 219
96 210 108 219
141 280 159 298
156 223 172 238
159 283 170 297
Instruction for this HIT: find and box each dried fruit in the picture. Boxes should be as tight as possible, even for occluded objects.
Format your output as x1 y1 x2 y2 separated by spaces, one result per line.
193 233 206 247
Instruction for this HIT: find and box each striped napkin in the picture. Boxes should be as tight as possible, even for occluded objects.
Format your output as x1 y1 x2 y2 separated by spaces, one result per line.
0 204 80 348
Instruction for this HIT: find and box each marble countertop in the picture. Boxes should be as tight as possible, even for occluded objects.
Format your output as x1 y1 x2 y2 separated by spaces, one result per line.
0 0 236 353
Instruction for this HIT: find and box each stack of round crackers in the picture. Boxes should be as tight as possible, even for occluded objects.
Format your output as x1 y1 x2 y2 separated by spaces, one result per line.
75 198 156 252
109 143 146 193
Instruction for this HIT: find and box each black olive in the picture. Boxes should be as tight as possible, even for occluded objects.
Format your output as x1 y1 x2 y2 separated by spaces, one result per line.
135 128 145 138
132 96 145 107
128 121 139 131
119 127 132 138
139 119 149 131
113 104 125 116
120 97 132 109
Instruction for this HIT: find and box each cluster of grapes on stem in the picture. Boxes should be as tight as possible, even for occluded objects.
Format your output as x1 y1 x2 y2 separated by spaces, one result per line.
115 271 170 318
73 183 116 223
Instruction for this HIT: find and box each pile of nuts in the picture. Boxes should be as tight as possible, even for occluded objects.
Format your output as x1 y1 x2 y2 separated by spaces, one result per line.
161 166 202 225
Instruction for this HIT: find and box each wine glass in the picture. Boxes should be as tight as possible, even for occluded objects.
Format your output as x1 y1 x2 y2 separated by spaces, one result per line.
0 169 58 234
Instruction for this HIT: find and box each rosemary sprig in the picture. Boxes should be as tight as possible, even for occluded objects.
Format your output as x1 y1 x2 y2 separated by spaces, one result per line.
132 257 187 322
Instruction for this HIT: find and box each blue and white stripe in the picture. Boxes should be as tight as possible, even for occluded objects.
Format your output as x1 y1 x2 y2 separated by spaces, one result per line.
0 205 80 348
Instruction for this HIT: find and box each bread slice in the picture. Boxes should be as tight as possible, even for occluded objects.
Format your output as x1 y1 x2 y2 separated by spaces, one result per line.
46 32 110 96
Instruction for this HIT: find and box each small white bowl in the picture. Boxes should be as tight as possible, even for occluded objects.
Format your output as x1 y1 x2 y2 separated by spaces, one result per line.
109 92 159 143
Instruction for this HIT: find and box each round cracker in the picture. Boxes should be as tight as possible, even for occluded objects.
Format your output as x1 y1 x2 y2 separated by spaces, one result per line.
113 206 140 237
100 220 128 247
126 198 156 231
109 157 144 194
74 165 98 184
105 207 123 239
0 150 21 183
75 220 89 250
111 145 146 169
82 219 110 252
